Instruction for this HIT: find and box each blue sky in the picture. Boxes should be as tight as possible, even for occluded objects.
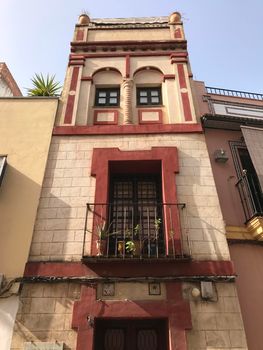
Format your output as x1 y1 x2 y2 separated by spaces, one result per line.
0 0 262 94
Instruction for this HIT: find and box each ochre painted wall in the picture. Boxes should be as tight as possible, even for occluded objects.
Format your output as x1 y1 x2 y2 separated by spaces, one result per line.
0 98 58 278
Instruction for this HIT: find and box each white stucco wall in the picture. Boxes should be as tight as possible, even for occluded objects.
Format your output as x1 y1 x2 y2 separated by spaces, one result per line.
0 296 19 350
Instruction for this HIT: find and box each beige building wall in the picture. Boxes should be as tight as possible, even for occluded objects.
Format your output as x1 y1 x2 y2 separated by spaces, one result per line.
29 133 229 262
0 98 58 350
0 98 58 278
185 282 247 349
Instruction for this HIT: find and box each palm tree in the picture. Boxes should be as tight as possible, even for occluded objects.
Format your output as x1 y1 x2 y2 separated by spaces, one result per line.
27 73 61 96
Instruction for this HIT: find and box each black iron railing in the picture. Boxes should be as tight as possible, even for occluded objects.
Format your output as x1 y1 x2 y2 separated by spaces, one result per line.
206 87 263 101
236 173 263 222
83 202 191 260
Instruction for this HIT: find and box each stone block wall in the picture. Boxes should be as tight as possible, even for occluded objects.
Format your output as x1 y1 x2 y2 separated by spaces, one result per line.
185 282 247 349
29 133 229 262
11 283 80 350
12 282 247 350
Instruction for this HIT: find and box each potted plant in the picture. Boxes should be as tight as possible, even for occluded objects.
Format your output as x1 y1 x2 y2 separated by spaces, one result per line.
117 227 131 256
96 222 108 256
125 224 141 256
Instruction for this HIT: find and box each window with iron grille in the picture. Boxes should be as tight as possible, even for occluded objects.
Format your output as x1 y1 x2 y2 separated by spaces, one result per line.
95 88 120 107
108 175 164 257
137 87 162 106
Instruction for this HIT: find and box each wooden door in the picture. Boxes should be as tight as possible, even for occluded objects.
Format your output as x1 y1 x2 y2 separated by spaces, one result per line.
94 319 168 350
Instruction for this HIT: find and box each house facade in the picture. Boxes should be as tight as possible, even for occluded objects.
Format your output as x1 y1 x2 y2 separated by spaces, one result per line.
0 63 22 97
198 84 263 350
11 13 247 350
0 96 58 350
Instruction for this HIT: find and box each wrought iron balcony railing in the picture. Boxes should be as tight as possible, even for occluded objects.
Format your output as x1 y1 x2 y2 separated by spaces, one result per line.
236 172 263 222
82 202 191 261
206 86 263 101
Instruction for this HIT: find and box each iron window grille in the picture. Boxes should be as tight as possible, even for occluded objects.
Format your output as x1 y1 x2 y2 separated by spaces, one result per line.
95 88 120 107
137 87 162 106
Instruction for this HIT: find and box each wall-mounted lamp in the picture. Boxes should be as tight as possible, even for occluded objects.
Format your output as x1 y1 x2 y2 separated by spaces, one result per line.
214 149 228 163
191 287 200 299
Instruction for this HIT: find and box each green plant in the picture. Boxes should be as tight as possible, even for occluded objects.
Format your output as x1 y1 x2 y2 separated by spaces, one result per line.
125 240 136 254
154 218 162 231
96 222 107 240
134 224 140 237
27 73 61 96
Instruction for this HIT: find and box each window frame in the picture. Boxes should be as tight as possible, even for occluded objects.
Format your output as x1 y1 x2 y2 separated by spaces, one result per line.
137 87 162 106
95 87 120 107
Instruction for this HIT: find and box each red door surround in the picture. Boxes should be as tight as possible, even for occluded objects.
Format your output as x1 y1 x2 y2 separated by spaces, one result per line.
72 282 191 350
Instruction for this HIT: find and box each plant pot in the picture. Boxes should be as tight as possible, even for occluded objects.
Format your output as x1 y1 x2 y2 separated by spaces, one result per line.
96 239 106 256
117 241 125 256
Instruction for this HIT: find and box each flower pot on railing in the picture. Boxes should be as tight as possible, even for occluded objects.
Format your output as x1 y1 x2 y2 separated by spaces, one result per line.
96 239 106 256
117 240 125 256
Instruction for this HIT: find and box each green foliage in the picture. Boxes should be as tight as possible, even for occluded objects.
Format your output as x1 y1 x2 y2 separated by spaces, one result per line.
125 240 136 253
154 218 162 230
27 73 61 96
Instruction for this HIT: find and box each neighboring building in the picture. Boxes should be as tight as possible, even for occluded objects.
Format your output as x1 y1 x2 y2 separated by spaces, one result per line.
0 63 22 97
11 13 247 350
197 84 263 350
0 97 58 350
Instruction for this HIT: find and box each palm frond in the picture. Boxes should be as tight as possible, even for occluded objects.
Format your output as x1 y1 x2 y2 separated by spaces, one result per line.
27 73 61 96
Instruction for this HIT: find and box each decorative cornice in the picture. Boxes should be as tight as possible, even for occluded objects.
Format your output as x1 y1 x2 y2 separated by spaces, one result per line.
71 40 187 53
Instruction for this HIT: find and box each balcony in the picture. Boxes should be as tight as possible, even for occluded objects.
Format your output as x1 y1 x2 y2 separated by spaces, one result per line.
206 86 263 101
236 172 263 223
82 202 191 262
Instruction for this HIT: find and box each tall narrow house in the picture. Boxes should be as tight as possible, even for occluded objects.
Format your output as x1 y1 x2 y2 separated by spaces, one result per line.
12 13 247 350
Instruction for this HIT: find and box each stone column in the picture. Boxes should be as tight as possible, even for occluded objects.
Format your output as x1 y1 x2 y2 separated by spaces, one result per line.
122 79 133 124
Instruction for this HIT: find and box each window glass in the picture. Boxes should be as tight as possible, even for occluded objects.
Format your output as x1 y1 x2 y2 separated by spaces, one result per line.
95 88 120 107
151 97 159 104
137 87 162 106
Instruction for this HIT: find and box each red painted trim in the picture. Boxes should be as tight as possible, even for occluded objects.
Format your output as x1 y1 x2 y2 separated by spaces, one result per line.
63 67 80 124
70 55 85 60
174 28 183 39
24 260 235 278
53 124 203 136
177 64 187 89
125 54 130 78
171 58 188 64
91 147 179 255
163 74 175 81
76 29 84 41
138 109 163 124
64 95 75 124
81 76 93 82
68 61 85 66
176 64 193 122
181 92 193 122
69 66 80 91
94 110 118 125
170 53 188 58
71 282 190 350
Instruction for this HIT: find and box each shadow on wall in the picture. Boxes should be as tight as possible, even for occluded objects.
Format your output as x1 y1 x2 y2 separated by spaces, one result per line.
0 161 86 348
0 164 42 277
177 148 229 261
